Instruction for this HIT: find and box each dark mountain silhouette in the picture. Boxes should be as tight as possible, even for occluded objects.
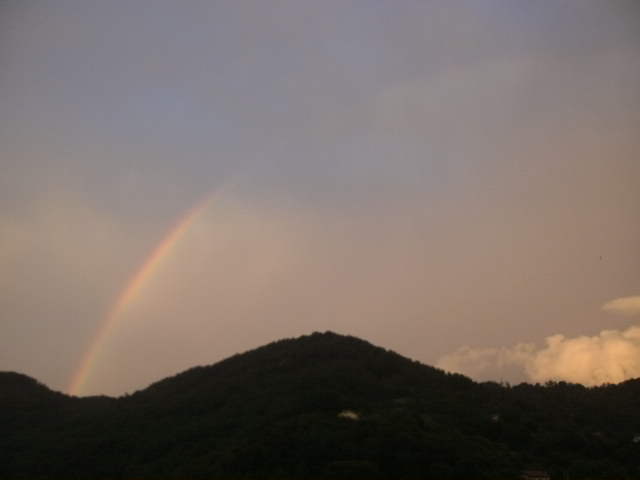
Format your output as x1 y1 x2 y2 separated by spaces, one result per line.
2 331 639 479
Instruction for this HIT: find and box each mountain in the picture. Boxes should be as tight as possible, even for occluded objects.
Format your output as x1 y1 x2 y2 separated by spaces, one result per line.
2 331 639 479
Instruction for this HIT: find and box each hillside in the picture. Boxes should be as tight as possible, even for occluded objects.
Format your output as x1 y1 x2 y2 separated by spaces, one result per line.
2 331 639 479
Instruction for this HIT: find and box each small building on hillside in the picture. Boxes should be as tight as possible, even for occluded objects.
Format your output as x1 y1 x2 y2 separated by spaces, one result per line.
521 469 551 480
337 409 360 420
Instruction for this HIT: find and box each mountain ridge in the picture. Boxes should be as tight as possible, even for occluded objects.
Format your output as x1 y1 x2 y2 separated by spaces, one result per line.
2 331 639 479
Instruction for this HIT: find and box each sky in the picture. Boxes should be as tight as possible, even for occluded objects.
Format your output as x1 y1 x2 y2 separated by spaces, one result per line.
1 0 639 396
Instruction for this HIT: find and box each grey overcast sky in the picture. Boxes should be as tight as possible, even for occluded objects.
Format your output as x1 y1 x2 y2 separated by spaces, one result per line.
1 0 639 396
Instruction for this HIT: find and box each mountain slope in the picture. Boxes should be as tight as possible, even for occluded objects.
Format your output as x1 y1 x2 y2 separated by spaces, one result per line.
2 332 639 479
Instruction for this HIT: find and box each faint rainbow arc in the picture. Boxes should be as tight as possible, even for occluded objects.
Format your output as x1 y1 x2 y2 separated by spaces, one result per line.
68 193 215 396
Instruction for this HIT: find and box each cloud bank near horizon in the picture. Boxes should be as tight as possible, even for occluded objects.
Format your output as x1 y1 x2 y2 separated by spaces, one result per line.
438 296 640 386
602 296 640 316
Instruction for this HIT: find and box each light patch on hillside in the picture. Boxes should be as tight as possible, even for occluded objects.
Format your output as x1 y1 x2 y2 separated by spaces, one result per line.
338 410 360 421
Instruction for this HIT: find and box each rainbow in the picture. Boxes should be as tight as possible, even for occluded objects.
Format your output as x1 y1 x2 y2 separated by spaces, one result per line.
67 193 216 396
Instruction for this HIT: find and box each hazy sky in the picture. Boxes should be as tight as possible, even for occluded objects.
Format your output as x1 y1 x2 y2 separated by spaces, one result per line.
1 0 639 396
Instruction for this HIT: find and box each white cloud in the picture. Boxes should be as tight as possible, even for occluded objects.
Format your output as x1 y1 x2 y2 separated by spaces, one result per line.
438 324 640 386
436 343 535 383
602 296 640 316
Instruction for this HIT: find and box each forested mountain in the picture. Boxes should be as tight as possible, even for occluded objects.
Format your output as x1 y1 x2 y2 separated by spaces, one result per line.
2 332 639 479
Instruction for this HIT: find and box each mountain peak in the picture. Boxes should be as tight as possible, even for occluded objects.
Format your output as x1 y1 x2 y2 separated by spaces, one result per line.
3 334 639 479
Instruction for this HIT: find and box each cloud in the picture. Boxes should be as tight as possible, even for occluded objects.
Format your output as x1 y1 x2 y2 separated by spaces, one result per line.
438 324 640 386
602 296 640 316
436 343 536 384
527 327 640 385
